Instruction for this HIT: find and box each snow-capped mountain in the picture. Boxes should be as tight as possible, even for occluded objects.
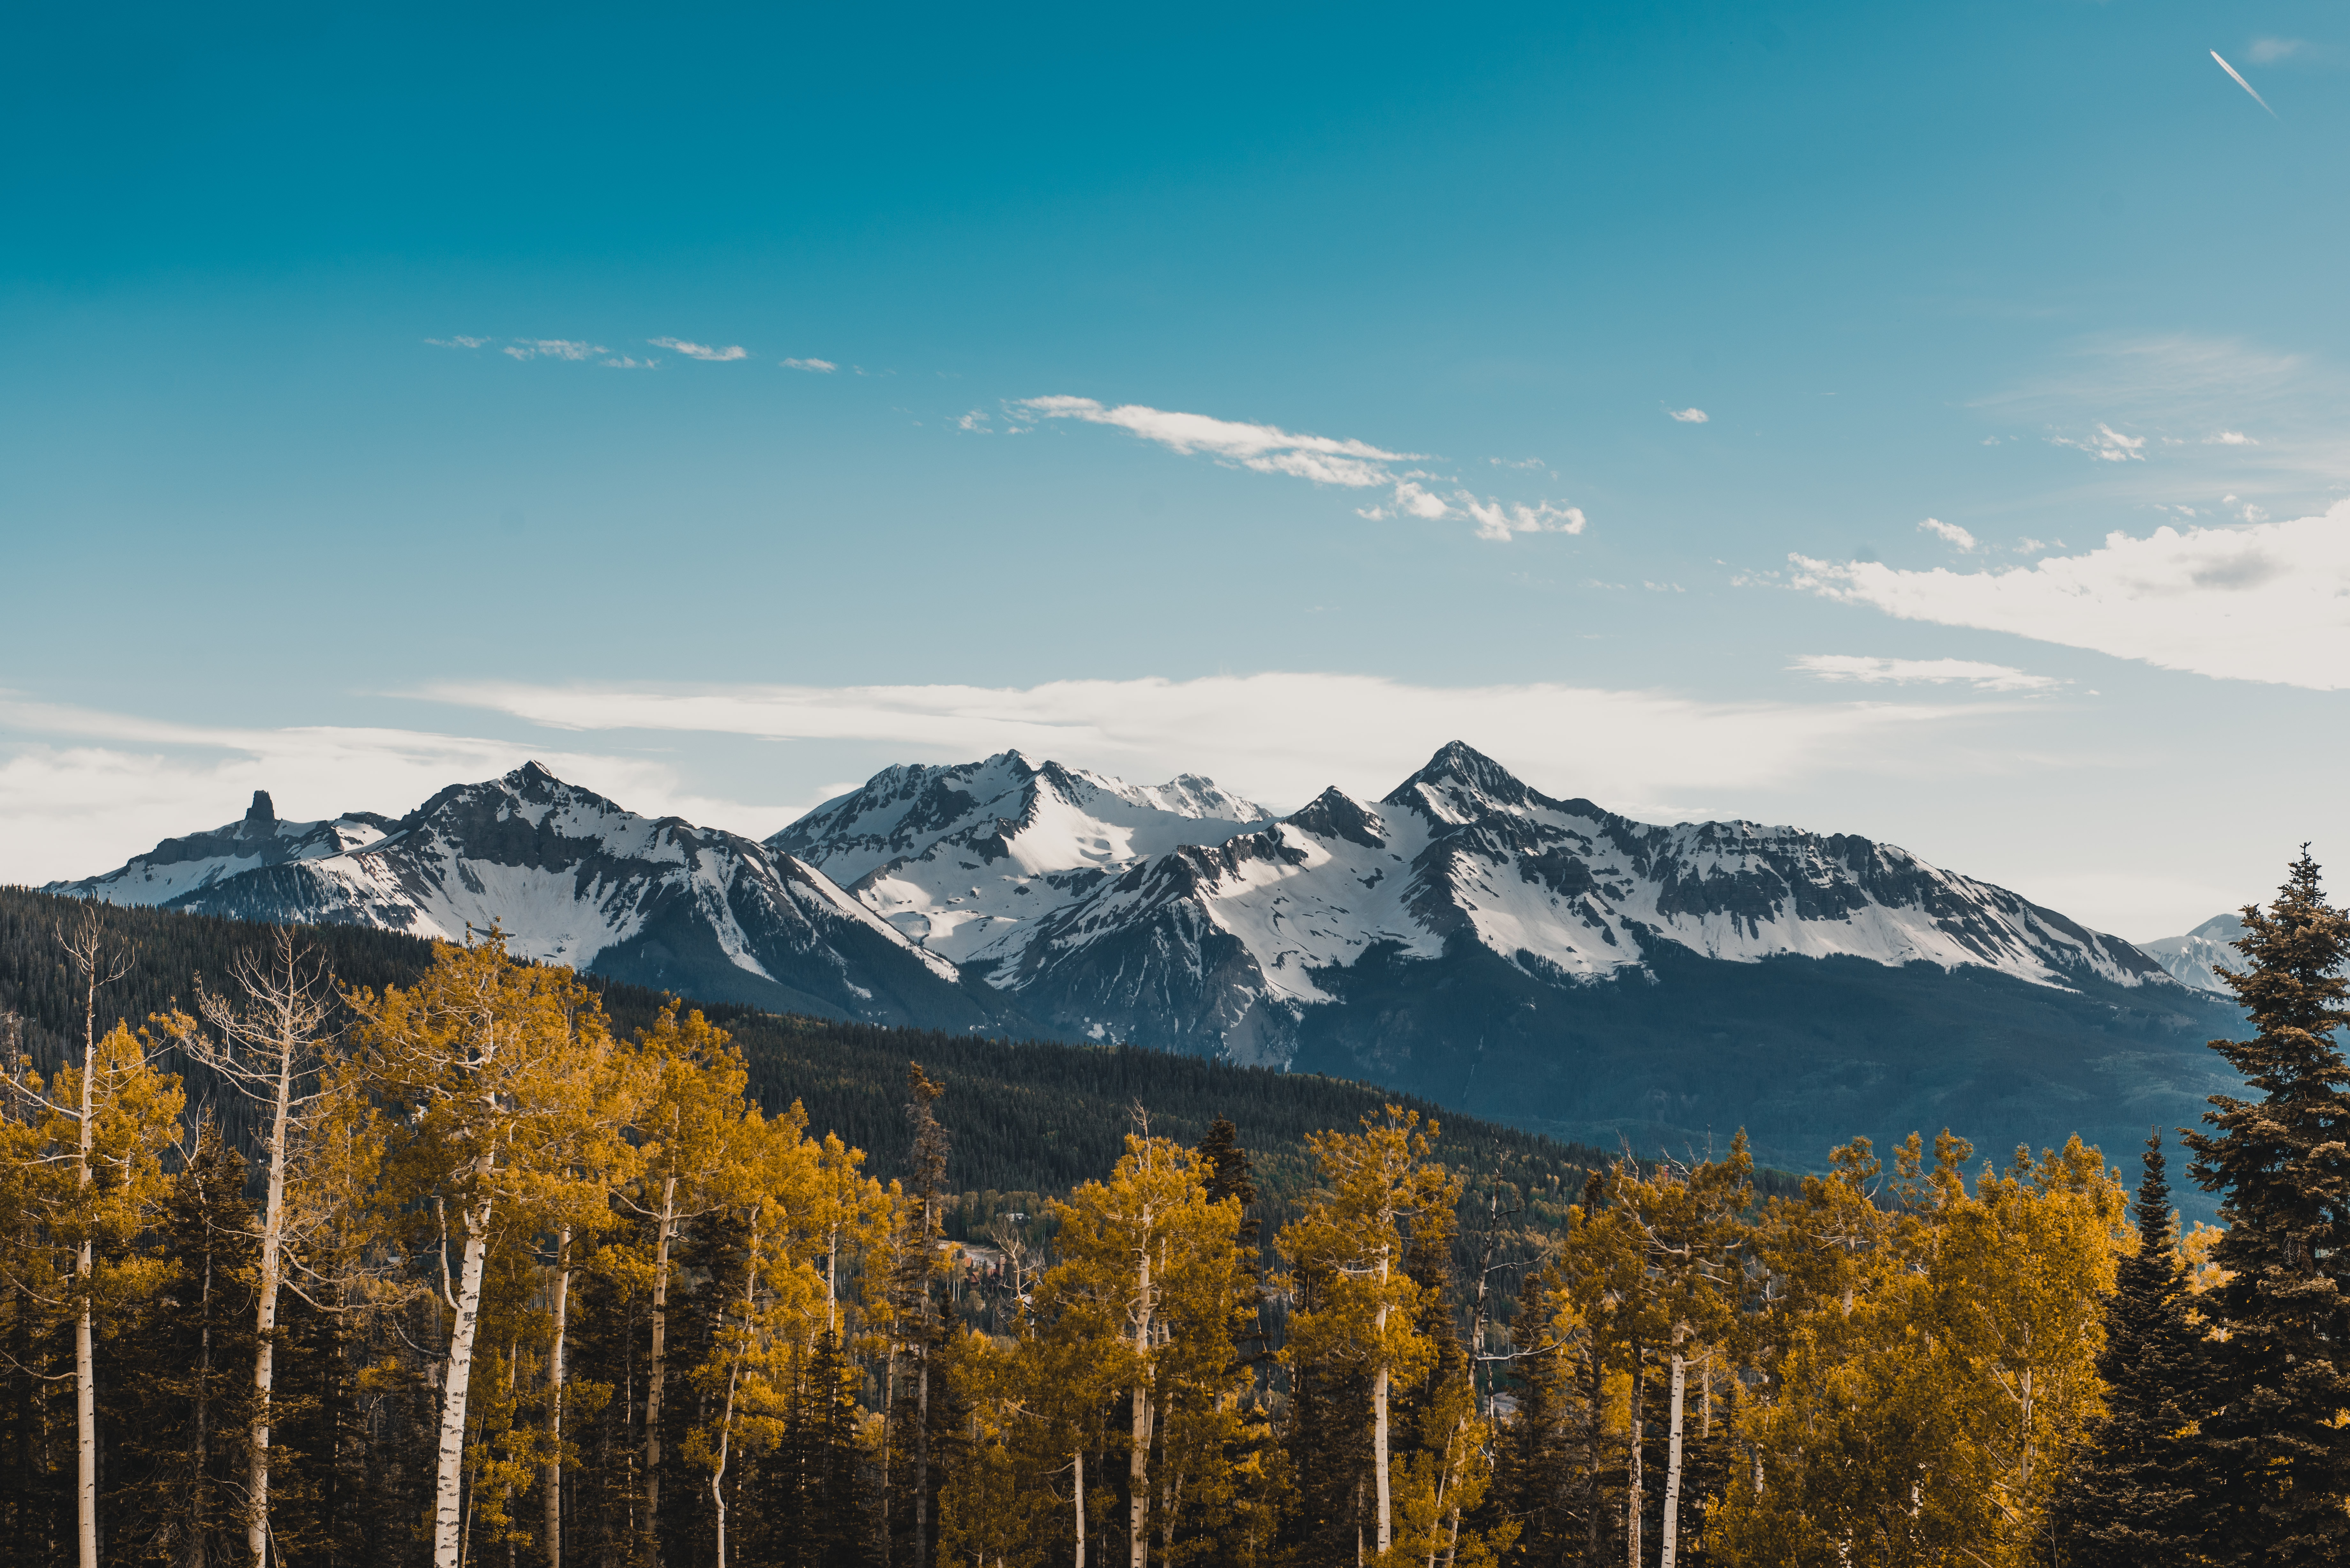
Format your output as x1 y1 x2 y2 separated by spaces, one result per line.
48 765 1010 1030
780 740 2180 1062
767 750 1272 969
2138 913 2245 995
55 743 2241 1175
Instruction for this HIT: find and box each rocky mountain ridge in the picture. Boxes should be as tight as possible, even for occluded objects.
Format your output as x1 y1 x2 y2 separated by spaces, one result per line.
52 743 2240 1172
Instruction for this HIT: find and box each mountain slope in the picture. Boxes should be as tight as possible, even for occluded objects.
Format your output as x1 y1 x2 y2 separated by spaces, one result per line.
49 765 1016 1031
777 740 2242 1173
921 740 2182 1059
2139 913 2245 995
769 750 1271 969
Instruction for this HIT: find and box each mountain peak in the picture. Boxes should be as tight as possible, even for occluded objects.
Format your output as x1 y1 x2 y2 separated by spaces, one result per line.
1382 740 1534 816
245 789 276 825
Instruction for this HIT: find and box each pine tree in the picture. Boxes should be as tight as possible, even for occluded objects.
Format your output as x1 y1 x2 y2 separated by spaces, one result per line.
2052 1130 2201 1566
2183 849 2350 1564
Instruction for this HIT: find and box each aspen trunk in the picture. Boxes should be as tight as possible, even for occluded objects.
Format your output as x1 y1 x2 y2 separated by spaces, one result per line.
1626 1344 1643 1568
710 1226 758 1568
1073 1450 1085 1568
710 1362 740 1568
644 1176 678 1526
432 1182 496 1568
249 1052 295 1568
544 1230 571 1568
1130 1223 1153 1568
75 972 98 1568
1373 1242 1393 1558
1661 1353 1687 1568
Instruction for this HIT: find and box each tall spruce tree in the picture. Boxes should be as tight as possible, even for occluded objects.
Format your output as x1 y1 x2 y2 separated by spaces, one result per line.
2183 850 2350 1564
2053 1130 2199 1567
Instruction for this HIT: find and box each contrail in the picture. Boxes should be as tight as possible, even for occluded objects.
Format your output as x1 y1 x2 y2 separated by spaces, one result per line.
2211 49 2278 117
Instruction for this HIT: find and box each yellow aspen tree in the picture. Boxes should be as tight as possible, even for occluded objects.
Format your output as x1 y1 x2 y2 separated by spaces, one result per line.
1709 1131 2126 1567
688 1103 828 1568
1278 1106 1455 1560
1610 1136 1752 1568
797 1127 892 1338
352 930 634 1568
1040 1132 1249 1568
2 910 184 1568
619 1004 759 1528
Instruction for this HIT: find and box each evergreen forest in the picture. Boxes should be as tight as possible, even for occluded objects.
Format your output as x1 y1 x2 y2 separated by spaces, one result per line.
2 852 2344 1568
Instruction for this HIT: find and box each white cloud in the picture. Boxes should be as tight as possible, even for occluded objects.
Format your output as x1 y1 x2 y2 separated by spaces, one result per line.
1791 655 2062 693
418 671 1979 827
2049 423 2146 462
2248 37 2302 64
0 698 785 886
956 409 989 431
1463 497 1588 542
1668 407 1709 424
1018 395 1414 487
1917 517 1979 552
650 338 748 362
783 357 837 373
426 336 491 349
1019 395 1584 543
2210 430 2258 445
503 339 605 362
602 356 657 369
1787 498 2350 688
1489 456 1548 470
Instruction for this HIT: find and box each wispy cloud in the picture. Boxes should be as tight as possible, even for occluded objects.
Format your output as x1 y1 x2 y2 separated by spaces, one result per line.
2210 430 2258 445
1667 407 1710 424
426 335 492 349
1489 456 1548 470
1792 655 2060 693
503 340 606 362
1917 517 1980 551
602 355 657 370
955 409 989 431
2248 37 2304 64
650 338 748 362
2049 422 2146 462
1460 498 1588 542
1016 395 1586 542
783 357 837 373
1787 498 2350 689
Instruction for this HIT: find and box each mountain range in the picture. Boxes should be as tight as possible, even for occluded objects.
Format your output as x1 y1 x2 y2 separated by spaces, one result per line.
49 743 2247 1174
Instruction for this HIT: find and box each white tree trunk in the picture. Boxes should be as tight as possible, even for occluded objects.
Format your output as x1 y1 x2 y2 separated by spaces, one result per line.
431 1187 495 1568
1661 1353 1687 1568
76 984 98 1568
544 1229 571 1568
1373 1361 1392 1556
644 1175 678 1525
249 1052 295 1568
1373 1245 1394 1561
77 1268 96 1568
1626 1349 1643 1568
1130 1210 1155 1568
1074 1450 1086 1568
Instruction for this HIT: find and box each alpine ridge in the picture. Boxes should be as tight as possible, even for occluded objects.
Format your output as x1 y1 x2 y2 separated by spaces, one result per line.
48 764 1014 1030
52 742 2244 1175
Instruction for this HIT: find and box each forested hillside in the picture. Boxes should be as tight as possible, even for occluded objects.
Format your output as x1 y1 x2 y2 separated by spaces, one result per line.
4 874 2320 1567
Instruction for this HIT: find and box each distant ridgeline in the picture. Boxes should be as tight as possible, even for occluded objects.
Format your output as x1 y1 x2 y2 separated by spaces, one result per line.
0 887 1781 1242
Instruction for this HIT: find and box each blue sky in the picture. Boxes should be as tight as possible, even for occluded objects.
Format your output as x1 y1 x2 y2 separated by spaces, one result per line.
5 0 2347 939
